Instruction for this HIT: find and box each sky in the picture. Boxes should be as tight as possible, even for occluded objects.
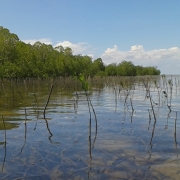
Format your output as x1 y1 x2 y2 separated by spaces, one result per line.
0 0 180 74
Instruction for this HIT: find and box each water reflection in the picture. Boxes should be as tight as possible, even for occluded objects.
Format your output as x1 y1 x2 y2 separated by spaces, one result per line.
0 121 19 130
0 76 180 179
1 142 6 172
1 115 7 172
44 118 53 143
174 112 178 158
19 109 27 155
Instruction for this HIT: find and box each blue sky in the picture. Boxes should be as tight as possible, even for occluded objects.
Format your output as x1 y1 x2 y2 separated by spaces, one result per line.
1 0 180 74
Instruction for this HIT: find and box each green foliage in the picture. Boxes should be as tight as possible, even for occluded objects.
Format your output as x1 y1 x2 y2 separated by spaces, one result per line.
91 58 105 76
105 63 117 76
117 61 136 76
0 26 161 78
76 74 89 91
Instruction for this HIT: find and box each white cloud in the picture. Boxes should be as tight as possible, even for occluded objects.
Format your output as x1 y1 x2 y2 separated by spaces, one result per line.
22 38 52 45
22 39 94 57
130 45 144 52
54 41 92 55
21 38 180 74
105 45 118 54
102 45 180 74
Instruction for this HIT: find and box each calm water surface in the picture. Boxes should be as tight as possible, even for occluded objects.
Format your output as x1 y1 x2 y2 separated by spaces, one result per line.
0 77 180 179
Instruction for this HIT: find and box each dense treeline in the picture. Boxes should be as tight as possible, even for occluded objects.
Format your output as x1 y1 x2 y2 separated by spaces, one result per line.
0 27 160 78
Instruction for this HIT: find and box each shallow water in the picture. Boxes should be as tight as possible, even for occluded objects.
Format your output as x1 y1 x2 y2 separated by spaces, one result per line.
0 77 180 179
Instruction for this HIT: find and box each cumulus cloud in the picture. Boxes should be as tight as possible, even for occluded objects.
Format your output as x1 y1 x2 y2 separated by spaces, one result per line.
130 45 144 52
54 41 92 56
21 38 180 74
22 38 52 45
22 39 94 58
102 45 180 74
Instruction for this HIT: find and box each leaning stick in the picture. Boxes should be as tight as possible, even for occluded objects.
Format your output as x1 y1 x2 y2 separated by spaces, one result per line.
43 83 54 118
2 115 6 145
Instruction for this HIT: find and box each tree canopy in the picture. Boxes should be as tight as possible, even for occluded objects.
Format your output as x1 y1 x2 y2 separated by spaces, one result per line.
0 26 161 78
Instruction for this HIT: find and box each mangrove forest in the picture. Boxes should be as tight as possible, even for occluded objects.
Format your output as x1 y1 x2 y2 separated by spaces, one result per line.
0 26 160 78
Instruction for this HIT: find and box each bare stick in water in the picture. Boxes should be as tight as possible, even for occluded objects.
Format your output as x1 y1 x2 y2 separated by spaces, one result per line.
130 98 134 112
19 108 27 155
174 112 178 158
2 115 7 172
2 115 6 145
43 83 54 118
44 118 53 142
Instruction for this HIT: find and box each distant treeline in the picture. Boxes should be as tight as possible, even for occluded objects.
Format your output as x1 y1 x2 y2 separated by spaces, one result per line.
0 26 160 78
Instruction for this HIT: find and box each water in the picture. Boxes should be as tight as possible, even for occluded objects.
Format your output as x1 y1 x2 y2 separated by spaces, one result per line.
0 77 180 179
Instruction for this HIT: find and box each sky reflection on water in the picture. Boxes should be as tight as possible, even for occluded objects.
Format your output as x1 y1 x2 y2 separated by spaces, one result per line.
0 77 180 179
